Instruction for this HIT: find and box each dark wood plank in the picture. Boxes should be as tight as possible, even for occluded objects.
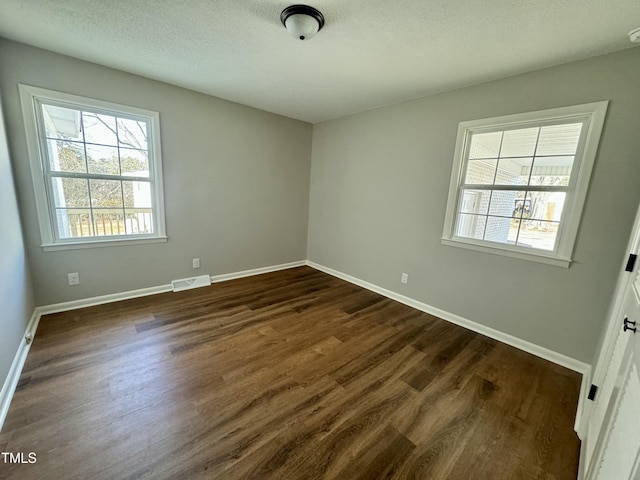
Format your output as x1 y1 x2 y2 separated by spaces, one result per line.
0 266 581 479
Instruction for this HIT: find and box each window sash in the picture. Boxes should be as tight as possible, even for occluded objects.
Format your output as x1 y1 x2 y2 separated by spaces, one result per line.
45 173 156 241
461 117 589 190
453 186 572 252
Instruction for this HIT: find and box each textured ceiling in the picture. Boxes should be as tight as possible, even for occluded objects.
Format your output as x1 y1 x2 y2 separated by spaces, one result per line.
0 0 638 123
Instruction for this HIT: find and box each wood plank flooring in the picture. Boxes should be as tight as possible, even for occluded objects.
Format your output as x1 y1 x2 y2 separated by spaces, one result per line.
0 266 581 479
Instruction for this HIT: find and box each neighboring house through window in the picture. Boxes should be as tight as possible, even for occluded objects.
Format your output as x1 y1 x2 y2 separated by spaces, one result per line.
442 102 608 267
19 85 167 250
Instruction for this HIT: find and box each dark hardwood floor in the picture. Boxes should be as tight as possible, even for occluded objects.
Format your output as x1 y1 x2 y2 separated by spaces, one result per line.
0 266 581 479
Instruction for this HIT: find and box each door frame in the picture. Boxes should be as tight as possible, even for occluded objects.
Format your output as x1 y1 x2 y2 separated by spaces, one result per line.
576 201 640 476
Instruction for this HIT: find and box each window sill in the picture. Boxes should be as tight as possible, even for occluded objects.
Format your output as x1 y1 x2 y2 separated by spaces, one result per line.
42 235 168 252
440 237 571 268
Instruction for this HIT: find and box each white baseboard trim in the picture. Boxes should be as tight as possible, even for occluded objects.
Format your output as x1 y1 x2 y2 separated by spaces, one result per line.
306 260 591 375
0 308 42 431
210 260 307 283
37 260 308 316
38 284 173 316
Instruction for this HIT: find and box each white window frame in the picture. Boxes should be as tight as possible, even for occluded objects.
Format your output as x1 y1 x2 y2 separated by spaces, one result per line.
19 84 167 251
442 102 608 267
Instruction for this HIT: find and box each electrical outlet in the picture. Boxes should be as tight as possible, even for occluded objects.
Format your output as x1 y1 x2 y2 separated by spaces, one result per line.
68 272 80 286
401 273 408 284
192 258 200 269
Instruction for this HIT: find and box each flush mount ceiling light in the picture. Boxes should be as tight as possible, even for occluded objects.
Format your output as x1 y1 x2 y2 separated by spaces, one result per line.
629 27 640 43
280 5 325 41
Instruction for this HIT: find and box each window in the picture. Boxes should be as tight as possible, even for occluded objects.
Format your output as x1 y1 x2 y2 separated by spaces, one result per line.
19 85 166 250
442 102 608 267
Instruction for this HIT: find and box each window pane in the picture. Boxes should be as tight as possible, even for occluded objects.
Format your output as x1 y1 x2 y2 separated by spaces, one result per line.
124 209 154 234
528 156 573 186
469 132 502 159
92 210 126 236
536 123 582 156
456 214 486 239
488 190 522 217
508 219 520 244
86 144 120 175
47 140 86 173
123 180 152 208
117 118 148 150
459 189 490 215
42 104 82 141
89 179 123 208
517 221 559 251
512 191 531 219
56 209 93 238
82 112 118 146
51 177 90 208
494 157 531 185
464 159 497 184
500 127 538 157
484 216 514 243
525 191 566 222
120 148 150 177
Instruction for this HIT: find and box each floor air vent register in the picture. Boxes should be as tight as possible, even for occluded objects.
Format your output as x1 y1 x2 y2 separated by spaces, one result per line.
171 275 211 292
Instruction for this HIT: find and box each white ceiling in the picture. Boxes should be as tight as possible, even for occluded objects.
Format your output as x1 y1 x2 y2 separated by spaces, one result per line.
0 0 638 124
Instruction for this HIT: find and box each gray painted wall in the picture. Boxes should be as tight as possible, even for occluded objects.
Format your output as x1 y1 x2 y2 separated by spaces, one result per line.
308 47 640 363
0 39 312 306
2 36 639 365
0 93 36 389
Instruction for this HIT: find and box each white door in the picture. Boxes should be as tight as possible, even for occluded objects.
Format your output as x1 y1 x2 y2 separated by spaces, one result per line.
581 205 640 480
587 290 640 479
